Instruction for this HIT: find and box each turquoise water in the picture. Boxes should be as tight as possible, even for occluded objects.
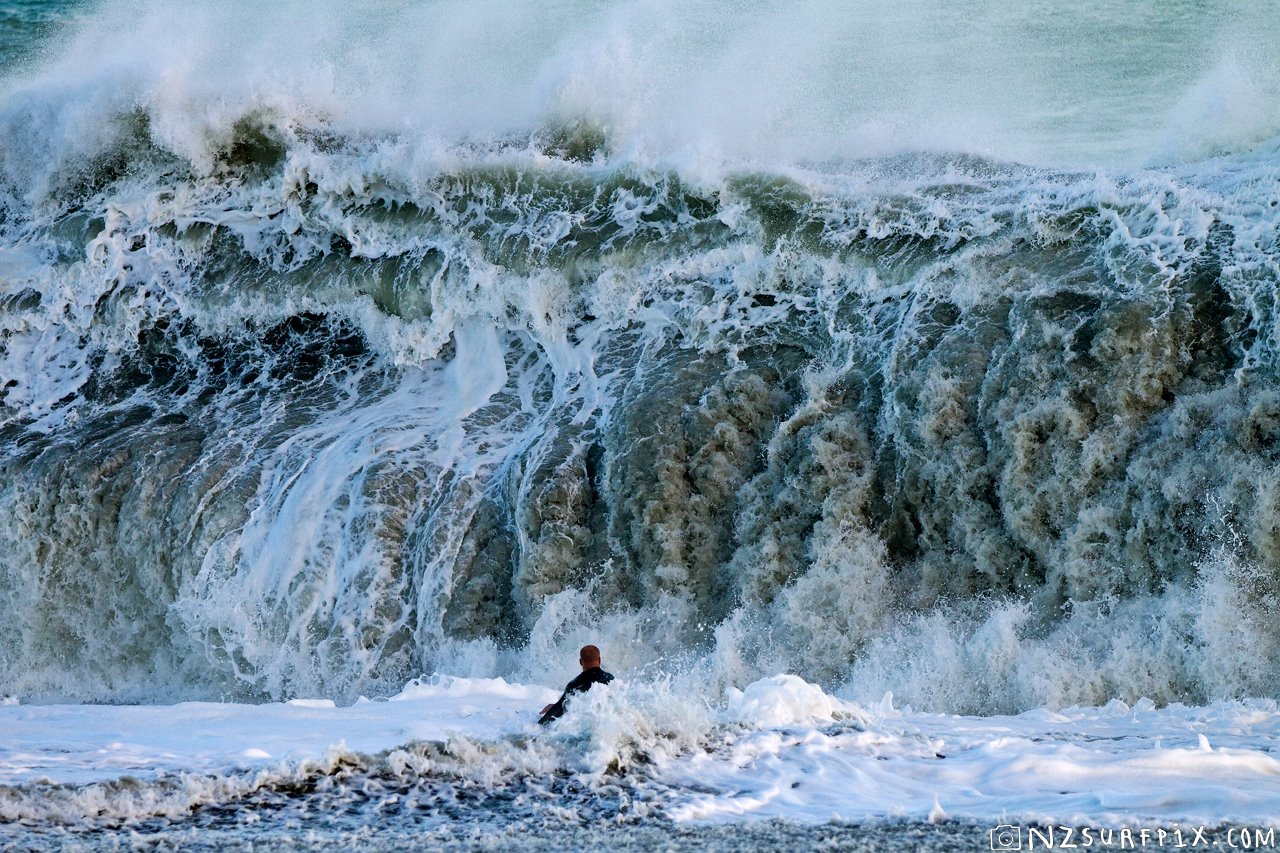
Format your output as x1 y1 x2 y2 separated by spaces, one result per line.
0 0 82 71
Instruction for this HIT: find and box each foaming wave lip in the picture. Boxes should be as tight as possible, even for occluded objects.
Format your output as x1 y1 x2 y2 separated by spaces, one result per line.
4 0 1280 175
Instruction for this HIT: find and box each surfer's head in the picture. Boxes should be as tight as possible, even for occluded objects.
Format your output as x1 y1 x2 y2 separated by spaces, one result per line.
579 644 602 670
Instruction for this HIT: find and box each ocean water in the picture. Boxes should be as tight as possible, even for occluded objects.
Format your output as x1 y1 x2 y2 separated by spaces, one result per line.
1 0 1279 848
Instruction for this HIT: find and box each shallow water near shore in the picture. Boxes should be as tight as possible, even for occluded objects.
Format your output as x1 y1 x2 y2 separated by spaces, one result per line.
14 818 1002 852
2 677 1278 848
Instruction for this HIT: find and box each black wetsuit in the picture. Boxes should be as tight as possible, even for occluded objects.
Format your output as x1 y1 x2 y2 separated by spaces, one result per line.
537 666 615 725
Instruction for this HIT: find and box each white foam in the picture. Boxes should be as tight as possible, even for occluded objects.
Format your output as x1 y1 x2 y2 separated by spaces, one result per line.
3 0 1278 176
0 675 554 788
673 686 1280 826
723 674 865 728
2 675 1278 829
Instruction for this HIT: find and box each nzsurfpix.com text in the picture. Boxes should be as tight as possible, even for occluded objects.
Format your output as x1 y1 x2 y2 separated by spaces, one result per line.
990 824 1277 850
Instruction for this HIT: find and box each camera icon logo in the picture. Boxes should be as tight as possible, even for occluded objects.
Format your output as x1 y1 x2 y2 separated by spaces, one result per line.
990 824 1023 850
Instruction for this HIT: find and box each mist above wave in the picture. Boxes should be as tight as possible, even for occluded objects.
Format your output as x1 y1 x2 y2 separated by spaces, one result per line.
5 0 1280 174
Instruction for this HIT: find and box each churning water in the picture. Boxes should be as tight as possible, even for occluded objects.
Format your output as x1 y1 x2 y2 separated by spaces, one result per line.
1 0 1279 846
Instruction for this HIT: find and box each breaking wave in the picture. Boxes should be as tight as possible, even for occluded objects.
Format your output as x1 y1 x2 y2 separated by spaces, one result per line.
1 0 1279 711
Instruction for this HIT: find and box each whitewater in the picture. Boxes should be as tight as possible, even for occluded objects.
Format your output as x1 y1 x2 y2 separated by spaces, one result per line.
1 0 1279 848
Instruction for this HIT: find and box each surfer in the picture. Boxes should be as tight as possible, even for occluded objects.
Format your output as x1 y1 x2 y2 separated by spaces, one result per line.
538 644 614 725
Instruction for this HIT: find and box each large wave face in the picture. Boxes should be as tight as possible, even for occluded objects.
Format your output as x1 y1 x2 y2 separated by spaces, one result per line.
1 0 1278 709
